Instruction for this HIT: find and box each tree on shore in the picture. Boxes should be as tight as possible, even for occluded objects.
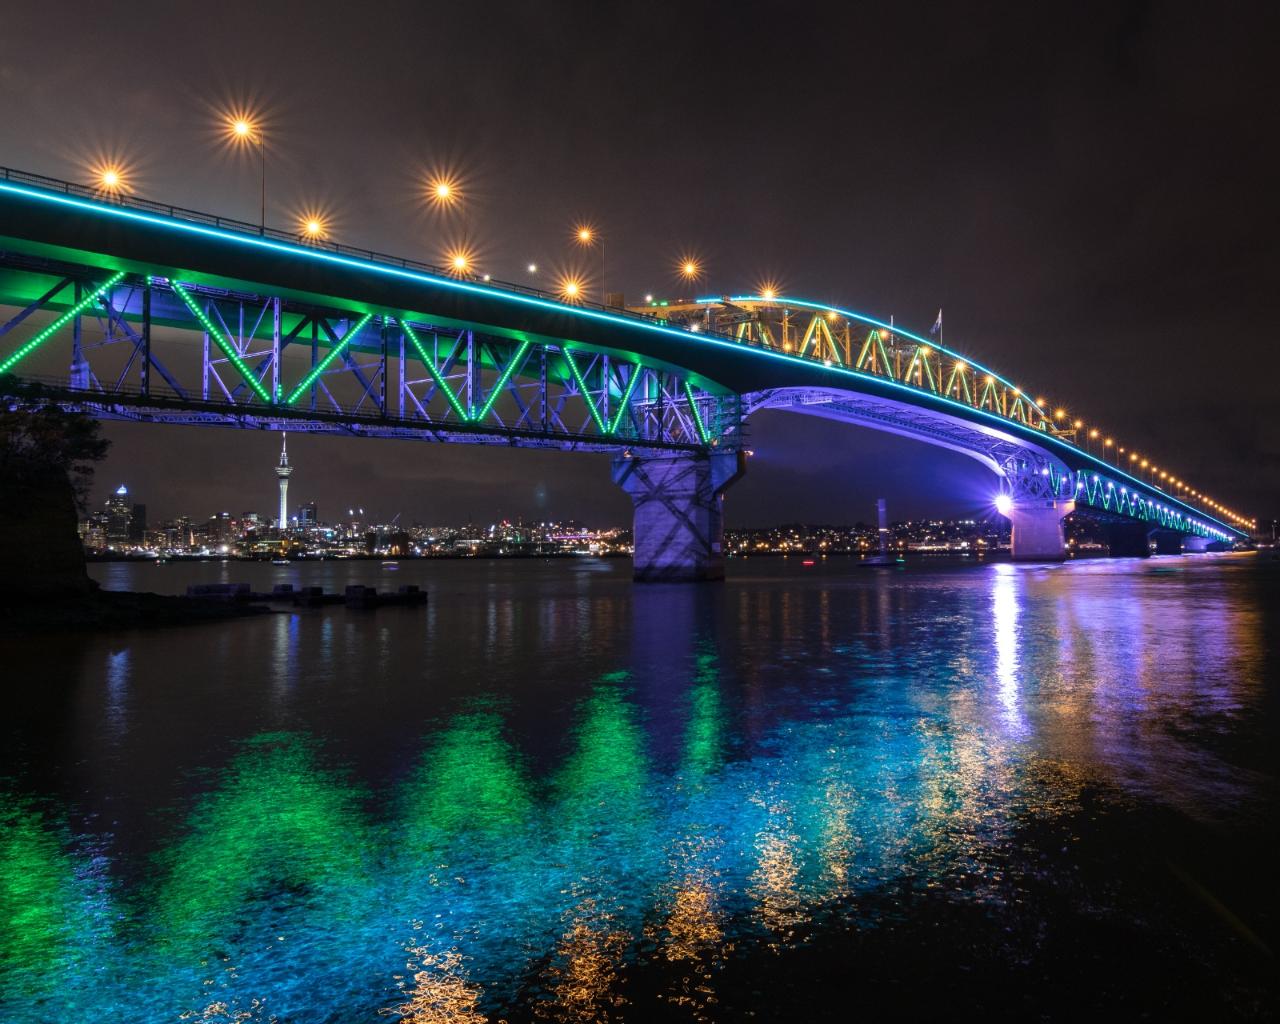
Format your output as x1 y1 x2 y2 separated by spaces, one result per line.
0 401 110 598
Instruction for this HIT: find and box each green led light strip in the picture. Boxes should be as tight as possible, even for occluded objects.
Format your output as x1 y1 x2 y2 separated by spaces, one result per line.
473 340 531 422
0 271 125 373
608 366 642 435
683 381 710 444
563 349 607 434
285 312 372 404
401 322 470 421
170 280 274 403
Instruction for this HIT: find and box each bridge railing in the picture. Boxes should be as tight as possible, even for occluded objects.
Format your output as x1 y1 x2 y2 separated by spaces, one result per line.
0 166 711 338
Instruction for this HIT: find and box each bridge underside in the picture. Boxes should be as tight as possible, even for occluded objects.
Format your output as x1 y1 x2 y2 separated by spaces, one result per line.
746 387 1234 561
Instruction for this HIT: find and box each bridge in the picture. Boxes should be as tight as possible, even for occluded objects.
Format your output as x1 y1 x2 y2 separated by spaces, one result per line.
0 167 1250 580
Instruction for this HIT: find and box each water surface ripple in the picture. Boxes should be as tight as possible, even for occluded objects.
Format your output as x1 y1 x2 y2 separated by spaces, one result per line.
2 555 1276 1020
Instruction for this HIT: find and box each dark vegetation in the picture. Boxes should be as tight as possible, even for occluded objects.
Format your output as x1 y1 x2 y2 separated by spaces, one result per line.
0 395 267 631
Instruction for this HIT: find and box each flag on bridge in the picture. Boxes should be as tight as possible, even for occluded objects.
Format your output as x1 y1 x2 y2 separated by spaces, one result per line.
930 309 943 336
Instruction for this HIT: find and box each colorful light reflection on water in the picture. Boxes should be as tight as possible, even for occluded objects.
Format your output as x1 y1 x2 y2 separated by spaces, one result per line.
1 555 1275 1020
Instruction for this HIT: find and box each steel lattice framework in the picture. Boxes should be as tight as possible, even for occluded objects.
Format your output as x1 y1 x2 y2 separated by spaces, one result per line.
0 254 740 454
0 166 1247 543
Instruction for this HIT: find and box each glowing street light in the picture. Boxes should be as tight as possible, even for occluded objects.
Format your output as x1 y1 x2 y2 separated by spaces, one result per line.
559 276 583 302
994 493 1013 516
445 248 474 278
90 161 129 198
224 110 267 233
297 213 328 242
678 256 703 295
573 224 605 303
426 176 461 209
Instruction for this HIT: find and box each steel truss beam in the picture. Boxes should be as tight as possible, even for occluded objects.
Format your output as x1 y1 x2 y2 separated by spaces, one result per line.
0 254 738 455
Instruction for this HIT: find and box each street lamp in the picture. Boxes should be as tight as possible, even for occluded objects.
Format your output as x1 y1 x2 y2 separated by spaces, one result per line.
298 213 328 243
445 248 474 278
90 161 129 198
426 175 461 210
573 224 605 304
225 112 266 234
559 276 583 303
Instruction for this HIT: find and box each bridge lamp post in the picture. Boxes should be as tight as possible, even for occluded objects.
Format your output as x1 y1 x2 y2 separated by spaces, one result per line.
679 258 702 294
574 225 605 305
92 163 129 199
446 250 475 279
226 116 266 235
297 213 328 245
559 276 583 303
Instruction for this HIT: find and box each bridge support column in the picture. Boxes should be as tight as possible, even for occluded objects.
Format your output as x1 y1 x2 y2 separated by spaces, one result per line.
1106 522 1152 558
1183 535 1213 552
1152 529 1183 555
613 450 744 582
1005 500 1074 562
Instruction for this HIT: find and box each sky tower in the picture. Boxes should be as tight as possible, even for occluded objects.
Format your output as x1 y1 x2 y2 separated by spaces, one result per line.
275 433 292 529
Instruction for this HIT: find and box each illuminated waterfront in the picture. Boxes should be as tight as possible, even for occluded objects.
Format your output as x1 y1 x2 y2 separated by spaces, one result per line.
2 555 1276 1020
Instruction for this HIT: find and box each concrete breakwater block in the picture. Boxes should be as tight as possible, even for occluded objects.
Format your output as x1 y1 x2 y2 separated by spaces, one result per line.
185 582 251 600
343 584 428 608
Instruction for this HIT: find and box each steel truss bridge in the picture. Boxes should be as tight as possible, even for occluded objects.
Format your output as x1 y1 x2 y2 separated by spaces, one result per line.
0 166 1246 576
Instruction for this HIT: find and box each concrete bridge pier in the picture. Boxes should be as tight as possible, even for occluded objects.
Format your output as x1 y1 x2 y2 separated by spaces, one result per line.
613 450 745 582
1006 499 1075 562
1151 529 1184 555
1183 535 1214 552
1106 522 1152 558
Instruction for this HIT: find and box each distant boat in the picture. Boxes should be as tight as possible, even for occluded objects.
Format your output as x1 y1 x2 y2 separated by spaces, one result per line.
381 560 400 570
271 558 290 565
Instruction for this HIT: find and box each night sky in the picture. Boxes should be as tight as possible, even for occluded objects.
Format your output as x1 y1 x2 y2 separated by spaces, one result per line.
2 2 1276 528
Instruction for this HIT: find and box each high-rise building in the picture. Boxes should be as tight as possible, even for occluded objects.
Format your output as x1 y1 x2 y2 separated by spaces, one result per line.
275 433 292 530
106 485 132 543
129 503 147 542
299 502 318 527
